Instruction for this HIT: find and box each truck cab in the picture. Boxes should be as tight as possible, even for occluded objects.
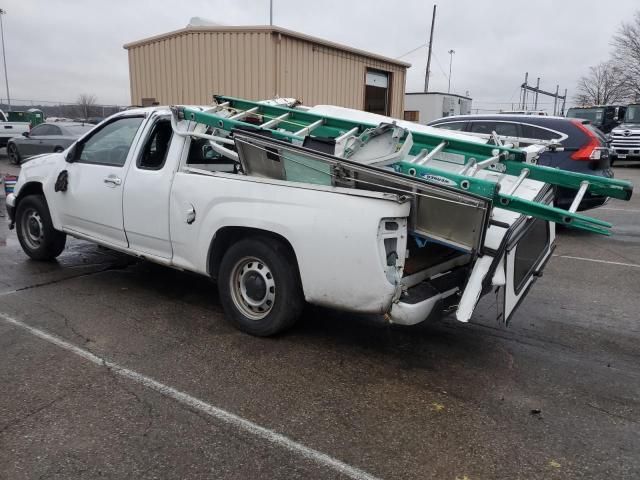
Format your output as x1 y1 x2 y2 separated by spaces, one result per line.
566 105 626 134
610 104 640 161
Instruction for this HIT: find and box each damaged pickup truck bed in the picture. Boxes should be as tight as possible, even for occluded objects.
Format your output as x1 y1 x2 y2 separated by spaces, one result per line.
5 96 633 336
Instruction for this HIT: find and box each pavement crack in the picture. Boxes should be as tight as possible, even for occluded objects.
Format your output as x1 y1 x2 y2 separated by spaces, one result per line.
102 363 156 438
587 402 639 424
1 262 135 297
61 311 93 344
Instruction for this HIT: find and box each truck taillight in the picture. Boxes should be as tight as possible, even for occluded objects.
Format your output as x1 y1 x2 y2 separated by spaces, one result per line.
570 120 600 161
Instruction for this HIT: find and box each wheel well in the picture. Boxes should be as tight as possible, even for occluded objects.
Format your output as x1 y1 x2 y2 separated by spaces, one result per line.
208 227 299 280
15 182 44 208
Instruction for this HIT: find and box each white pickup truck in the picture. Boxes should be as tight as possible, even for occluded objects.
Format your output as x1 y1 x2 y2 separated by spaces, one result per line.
0 110 30 148
6 103 603 336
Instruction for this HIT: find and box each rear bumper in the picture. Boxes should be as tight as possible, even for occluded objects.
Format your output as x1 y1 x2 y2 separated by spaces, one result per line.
386 267 468 325
387 287 458 325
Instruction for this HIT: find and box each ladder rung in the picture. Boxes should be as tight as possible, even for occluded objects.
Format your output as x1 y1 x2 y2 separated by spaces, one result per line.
410 149 429 164
491 131 503 146
459 159 476 176
336 127 359 143
230 106 259 120
213 101 230 111
294 118 323 136
464 154 501 176
505 168 529 196
262 113 289 129
416 141 447 165
475 154 502 170
568 181 589 213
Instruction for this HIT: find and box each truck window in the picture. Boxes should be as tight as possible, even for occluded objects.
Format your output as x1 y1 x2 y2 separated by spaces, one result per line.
77 117 144 167
624 105 640 123
137 119 173 170
186 127 238 173
567 108 604 125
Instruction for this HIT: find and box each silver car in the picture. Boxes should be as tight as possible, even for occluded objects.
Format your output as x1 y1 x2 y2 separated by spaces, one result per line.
7 122 94 164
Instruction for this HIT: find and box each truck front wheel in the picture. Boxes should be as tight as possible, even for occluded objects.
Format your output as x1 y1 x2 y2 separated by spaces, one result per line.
218 237 304 336
15 195 66 261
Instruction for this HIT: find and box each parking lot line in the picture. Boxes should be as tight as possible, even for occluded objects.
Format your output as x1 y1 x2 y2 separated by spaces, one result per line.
553 255 640 269
0 311 382 480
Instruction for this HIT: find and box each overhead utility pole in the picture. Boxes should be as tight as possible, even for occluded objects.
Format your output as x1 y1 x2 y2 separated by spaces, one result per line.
0 9 10 111
424 4 436 93
447 49 455 93
520 72 567 114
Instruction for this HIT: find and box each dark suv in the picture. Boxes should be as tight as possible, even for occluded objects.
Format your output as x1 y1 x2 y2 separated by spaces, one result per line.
427 115 612 211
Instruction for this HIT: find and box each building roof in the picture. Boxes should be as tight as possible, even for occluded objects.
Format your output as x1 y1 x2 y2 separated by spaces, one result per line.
406 91 472 100
123 25 411 68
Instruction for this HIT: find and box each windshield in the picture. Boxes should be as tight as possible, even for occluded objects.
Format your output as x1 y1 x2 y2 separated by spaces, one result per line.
567 108 604 125
624 105 640 123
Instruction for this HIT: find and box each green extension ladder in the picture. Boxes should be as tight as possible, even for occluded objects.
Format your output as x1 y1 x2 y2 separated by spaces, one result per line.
171 95 633 235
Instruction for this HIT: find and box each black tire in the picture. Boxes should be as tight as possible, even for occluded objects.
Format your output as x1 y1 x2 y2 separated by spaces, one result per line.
15 194 66 261
54 146 64 153
218 236 304 336
7 143 20 165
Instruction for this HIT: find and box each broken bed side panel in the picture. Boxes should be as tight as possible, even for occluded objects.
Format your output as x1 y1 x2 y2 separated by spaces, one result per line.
232 130 492 255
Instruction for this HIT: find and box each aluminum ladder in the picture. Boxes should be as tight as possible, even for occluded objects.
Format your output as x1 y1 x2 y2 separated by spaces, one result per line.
170 95 633 235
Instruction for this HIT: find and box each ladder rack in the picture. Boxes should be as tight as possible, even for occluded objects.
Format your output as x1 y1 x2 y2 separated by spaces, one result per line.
170 95 634 236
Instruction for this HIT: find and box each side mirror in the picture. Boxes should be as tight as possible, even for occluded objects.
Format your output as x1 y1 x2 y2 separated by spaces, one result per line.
66 144 77 163
22 131 29 137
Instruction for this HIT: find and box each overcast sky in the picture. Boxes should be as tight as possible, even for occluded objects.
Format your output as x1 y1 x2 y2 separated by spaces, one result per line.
3 0 640 111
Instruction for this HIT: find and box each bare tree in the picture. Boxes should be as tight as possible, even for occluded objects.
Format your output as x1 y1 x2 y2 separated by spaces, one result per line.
76 93 97 119
574 62 628 106
611 11 640 102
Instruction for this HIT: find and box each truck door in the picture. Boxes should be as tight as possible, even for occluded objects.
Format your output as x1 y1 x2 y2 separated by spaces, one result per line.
501 217 555 322
121 115 176 260
52 116 145 248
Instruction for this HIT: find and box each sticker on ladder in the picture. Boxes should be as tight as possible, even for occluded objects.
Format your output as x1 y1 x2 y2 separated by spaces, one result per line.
420 174 457 187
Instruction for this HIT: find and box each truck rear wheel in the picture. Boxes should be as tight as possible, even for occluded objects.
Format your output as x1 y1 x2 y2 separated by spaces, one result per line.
15 194 66 261
218 236 304 336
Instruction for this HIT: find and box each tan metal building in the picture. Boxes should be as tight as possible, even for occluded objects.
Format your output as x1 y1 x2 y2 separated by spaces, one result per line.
124 26 409 118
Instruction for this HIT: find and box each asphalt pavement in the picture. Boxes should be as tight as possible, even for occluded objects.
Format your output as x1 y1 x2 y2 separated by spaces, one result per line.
1 156 639 480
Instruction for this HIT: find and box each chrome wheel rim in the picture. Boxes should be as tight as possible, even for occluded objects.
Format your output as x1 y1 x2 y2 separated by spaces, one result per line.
229 256 276 320
21 208 45 250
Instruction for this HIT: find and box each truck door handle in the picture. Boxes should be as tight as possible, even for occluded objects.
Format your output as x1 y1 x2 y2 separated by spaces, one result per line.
103 175 122 186
186 204 196 224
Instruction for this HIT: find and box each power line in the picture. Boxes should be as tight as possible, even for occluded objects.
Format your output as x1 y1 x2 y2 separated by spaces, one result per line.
432 51 449 79
395 43 427 60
